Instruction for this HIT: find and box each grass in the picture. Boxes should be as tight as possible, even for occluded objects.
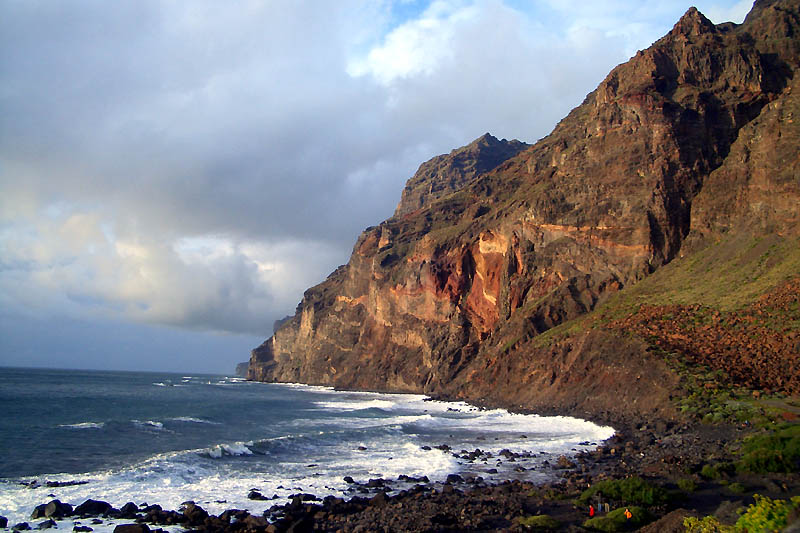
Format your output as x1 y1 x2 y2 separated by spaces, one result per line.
516 514 561 530
582 506 651 532
577 477 669 507
527 233 799 359
594 233 800 317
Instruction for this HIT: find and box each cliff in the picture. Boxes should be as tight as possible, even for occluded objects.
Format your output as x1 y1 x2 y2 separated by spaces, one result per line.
235 361 249 377
250 0 800 423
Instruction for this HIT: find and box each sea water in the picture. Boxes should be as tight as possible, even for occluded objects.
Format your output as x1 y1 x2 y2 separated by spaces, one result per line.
0 367 614 530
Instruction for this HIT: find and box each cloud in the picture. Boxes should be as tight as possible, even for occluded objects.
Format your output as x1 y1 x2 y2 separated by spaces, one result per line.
0 206 343 336
0 0 754 370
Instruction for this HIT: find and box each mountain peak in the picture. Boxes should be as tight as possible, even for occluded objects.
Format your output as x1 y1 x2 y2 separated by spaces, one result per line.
393 133 528 216
670 6 716 38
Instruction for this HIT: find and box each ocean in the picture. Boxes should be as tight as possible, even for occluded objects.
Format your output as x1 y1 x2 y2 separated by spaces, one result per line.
0 367 614 530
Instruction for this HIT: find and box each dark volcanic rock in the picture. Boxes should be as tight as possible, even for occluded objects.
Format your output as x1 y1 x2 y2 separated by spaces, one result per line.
113 525 150 533
247 489 269 500
117 502 139 519
74 499 113 517
31 500 72 520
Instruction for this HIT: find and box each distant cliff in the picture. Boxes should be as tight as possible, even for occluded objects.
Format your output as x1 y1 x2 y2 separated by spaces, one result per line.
250 0 800 422
235 362 249 377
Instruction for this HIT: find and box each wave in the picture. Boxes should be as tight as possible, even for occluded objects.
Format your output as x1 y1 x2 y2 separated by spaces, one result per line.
132 419 164 430
168 416 220 425
202 442 255 459
314 399 399 411
58 422 105 429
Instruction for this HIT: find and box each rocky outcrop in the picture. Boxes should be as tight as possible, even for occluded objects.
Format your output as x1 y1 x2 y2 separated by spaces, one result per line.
394 133 528 216
234 361 249 377
250 1 800 421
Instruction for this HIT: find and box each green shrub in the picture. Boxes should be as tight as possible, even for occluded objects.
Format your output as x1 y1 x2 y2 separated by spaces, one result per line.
737 424 800 474
683 515 735 532
583 506 650 532
700 464 719 480
700 463 734 480
735 494 800 533
578 477 669 506
726 482 745 494
677 478 697 493
516 514 561 530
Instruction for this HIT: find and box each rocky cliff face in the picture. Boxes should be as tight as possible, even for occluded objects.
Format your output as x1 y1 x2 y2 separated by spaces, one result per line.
394 133 529 216
250 0 800 422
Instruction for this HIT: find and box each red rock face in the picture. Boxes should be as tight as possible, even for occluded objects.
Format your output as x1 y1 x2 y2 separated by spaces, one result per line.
250 2 800 419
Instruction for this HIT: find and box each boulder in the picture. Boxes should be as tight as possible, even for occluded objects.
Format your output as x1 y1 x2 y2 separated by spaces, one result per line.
74 499 113 517
118 502 139 519
113 525 150 533
180 502 208 526
247 490 269 500
31 500 73 520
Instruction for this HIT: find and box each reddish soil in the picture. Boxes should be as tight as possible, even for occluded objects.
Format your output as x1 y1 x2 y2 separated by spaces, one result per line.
607 277 800 395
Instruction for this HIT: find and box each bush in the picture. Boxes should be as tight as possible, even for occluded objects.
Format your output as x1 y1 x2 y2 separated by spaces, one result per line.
578 476 669 506
700 463 734 480
735 494 800 532
583 506 650 532
677 478 697 493
516 514 561 530
683 515 735 532
737 425 800 473
726 482 745 494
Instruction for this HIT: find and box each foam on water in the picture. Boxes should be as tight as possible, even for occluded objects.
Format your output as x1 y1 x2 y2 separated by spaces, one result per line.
314 399 399 411
168 416 219 425
204 442 255 459
57 422 105 429
0 380 614 532
132 419 165 430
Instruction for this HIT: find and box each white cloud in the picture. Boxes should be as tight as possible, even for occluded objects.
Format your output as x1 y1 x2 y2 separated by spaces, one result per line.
0 0 756 369
700 0 752 24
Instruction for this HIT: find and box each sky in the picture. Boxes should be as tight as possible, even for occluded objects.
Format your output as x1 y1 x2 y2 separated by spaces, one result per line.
0 0 753 374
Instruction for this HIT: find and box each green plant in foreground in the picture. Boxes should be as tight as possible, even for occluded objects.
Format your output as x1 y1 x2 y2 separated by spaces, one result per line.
583 506 650 532
735 494 800 533
516 514 561 530
578 476 669 506
684 495 800 533
683 515 734 532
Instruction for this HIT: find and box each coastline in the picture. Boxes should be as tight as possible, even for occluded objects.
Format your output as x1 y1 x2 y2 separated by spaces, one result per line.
8 395 799 532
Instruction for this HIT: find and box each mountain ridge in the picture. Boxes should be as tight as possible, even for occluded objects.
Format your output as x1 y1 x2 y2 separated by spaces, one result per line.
249 0 799 425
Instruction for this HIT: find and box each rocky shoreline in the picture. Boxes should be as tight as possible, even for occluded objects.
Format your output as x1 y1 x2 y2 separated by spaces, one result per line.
6 414 799 532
